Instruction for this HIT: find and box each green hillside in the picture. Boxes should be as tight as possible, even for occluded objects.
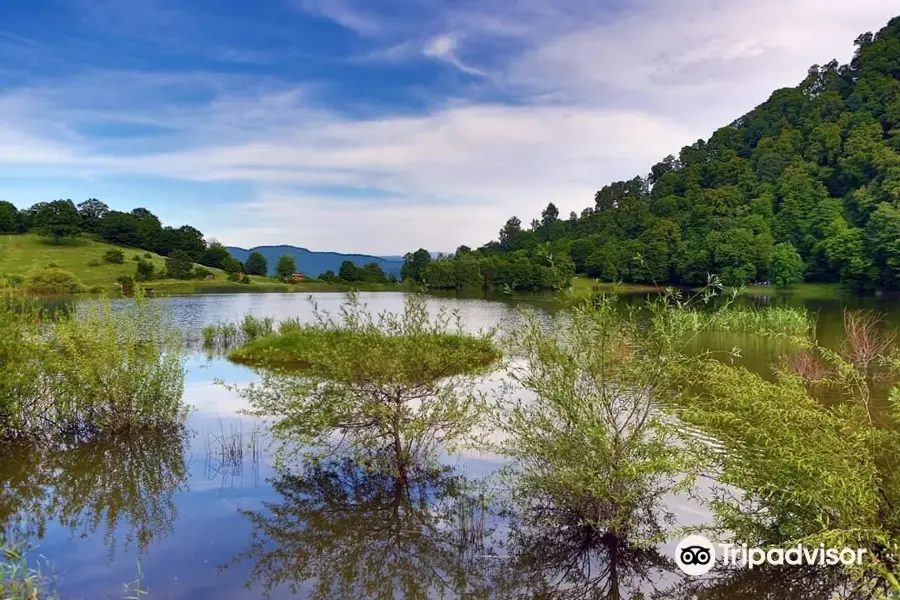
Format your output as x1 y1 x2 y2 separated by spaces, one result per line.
0 234 227 291
403 16 900 292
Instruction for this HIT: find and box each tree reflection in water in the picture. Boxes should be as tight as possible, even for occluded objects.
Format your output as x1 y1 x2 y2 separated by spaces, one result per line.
0 427 189 558
232 456 496 599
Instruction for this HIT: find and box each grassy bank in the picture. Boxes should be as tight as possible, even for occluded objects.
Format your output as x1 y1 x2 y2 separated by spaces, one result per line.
569 275 848 299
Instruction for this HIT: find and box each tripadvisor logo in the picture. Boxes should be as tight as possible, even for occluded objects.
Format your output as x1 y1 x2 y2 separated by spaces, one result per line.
675 535 716 576
674 535 868 576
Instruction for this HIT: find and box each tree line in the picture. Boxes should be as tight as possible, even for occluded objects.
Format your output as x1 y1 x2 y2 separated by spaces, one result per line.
405 17 900 291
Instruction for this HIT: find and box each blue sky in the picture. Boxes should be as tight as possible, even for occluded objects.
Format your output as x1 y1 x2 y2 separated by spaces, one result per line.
1 0 897 253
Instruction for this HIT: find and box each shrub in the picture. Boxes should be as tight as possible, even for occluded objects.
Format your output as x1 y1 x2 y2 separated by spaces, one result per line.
0 290 188 438
87 258 102 267
194 266 213 279
103 248 125 264
135 259 155 282
117 275 135 295
492 294 700 545
143 253 152 259
132 254 142 261
24 267 84 295
230 292 498 477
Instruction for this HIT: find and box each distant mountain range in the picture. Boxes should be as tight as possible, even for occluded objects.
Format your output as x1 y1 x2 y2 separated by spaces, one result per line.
227 245 405 278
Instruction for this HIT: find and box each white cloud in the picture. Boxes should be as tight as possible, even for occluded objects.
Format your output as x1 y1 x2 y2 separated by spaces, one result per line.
423 34 487 76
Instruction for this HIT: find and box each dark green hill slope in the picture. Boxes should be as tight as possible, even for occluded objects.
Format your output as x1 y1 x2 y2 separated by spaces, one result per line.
411 16 900 291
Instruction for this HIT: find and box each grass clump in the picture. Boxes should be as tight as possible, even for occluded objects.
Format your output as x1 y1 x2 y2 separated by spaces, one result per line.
664 305 814 337
0 289 188 439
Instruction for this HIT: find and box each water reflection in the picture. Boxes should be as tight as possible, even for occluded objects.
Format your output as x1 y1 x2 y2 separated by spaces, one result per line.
495 523 680 600
231 457 495 599
0 427 189 558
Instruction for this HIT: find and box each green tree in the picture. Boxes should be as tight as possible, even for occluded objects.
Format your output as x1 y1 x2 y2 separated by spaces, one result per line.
0 201 19 233
200 241 232 269
165 249 194 280
34 200 82 243
401 249 431 282
221 256 243 274
135 259 155 282
244 252 268 276
77 199 109 233
770 242 805 286
361 262 387 283
339 260 360 282
275 254 297 279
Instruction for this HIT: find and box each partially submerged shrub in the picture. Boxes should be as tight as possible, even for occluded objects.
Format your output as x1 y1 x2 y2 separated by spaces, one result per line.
23 267 84 295
0 290 188 439
230 292 498 477
673 322 900 595
492 294 700 545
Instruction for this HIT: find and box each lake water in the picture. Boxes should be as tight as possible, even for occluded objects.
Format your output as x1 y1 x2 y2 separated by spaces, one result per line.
1 289 898 599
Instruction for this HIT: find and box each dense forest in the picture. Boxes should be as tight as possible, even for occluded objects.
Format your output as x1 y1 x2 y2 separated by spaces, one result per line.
404 17 900 291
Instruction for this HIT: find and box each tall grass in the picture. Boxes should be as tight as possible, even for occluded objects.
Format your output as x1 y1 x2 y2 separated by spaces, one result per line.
665 305 814 337
198 315 275 352
0 290 188 439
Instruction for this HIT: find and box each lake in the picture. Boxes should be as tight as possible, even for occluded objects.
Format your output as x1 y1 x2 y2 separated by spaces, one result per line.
1 288 897 599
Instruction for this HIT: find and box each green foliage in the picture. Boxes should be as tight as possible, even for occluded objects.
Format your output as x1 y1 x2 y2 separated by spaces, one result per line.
0 200 20 233
103 248 126 264
165 249 194 280
33 199 81 243
770 242 805 286
135 259 155 281
492 293 702 544
244 251 268 276
117 275 135 295
200 241 231 270
0 291 187 438
421 18 900 290
0 535 53 600
220 255 243 274
23 267 84 294
229 293 498 476
401 248 431 282
275 254 297 279
670 310 900 595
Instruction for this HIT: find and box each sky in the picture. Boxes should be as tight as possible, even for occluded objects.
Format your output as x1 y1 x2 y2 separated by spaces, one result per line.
1 1 898 254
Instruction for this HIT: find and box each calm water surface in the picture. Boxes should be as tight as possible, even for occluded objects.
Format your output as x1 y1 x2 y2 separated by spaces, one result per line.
2 289 898 599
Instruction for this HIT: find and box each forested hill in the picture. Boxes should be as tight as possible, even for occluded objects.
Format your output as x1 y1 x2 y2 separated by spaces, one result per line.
403 16 900 291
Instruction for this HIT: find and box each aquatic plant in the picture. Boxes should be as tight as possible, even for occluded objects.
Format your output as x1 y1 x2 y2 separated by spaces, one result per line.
665 305 814 337
672 313 900 596
492 292 704 546
230 292 498 478
0 290 188 439
0 536 54 600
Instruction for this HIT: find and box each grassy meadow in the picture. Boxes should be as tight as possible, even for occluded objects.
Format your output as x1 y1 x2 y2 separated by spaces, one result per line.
0 234 408 295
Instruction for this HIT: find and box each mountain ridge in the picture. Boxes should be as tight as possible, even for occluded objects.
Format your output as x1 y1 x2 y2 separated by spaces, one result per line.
227 244 405 278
